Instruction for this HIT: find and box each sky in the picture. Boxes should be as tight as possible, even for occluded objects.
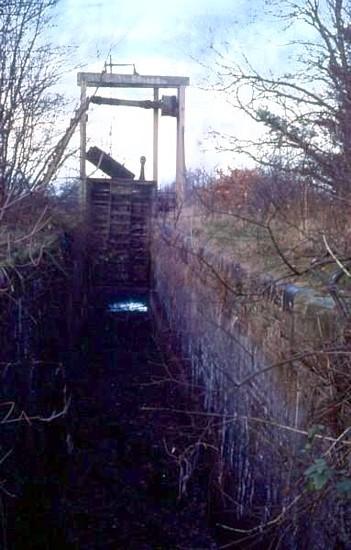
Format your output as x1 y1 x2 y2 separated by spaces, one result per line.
52 0 298 185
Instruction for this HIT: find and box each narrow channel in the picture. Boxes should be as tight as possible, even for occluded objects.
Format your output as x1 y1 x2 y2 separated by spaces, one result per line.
6 288 217 549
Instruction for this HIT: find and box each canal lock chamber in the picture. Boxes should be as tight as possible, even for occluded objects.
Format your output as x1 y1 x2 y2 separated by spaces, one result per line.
1 228 350 549
0 245 218 548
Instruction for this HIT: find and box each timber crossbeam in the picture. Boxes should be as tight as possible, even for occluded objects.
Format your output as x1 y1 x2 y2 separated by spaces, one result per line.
91 96 161 109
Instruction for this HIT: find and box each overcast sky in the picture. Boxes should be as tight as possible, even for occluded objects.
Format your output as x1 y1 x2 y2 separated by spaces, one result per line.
53 0 295 184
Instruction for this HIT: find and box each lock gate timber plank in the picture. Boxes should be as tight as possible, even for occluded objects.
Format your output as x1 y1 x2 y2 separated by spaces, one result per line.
88 178 156 288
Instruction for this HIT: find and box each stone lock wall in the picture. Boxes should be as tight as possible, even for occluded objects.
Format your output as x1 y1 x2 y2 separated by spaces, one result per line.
152 224 349 548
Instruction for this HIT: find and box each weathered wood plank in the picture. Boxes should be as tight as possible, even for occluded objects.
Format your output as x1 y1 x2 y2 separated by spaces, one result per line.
87 146 135 179
78 72 190 89
88 175 155 287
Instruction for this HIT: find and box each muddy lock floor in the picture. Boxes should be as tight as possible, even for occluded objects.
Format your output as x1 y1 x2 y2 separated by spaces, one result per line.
13 293 217 549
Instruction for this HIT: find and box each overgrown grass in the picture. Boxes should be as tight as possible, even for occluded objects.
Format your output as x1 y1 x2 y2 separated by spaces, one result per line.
178 184 351 293
0 184 81 271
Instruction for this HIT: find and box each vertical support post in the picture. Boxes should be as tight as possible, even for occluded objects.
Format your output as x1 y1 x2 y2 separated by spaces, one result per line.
153 87 159 185
176 85 186 204
80 80 87 211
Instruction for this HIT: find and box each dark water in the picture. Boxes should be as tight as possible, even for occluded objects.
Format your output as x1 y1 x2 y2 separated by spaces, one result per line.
4 289 217 549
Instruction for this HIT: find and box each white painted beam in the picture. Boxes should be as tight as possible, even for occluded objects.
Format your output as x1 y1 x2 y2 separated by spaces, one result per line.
153 88 159 186
79 80 87 211
176 86 186 204
77 72 189 89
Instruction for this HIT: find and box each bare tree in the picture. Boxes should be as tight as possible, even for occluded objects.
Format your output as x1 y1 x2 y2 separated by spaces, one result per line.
0 0 68 207
214 0 351 196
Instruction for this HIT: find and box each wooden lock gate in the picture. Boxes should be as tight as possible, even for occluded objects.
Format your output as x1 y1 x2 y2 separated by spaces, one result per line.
87 177 156 290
